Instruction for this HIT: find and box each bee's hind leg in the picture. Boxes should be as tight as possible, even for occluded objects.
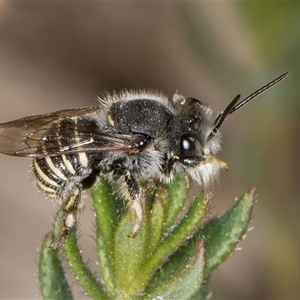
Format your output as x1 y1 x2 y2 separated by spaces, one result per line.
50 185 82 250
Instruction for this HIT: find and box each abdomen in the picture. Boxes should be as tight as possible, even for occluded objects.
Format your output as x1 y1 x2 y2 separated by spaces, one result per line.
32 152 93 200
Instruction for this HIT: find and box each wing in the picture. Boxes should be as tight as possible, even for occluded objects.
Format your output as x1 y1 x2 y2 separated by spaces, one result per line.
0 106 140 158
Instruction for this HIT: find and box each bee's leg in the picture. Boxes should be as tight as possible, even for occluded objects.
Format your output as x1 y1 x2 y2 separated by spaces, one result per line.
122 169 143 238
50 185 82 250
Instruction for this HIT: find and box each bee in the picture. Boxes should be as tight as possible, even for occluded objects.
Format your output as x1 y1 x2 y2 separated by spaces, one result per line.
0 72 288 249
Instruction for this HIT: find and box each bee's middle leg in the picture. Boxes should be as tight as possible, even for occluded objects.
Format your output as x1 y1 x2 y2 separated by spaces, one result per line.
121 169 144 237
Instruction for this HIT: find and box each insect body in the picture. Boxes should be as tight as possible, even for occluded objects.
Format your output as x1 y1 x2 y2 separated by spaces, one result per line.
0 73 288 249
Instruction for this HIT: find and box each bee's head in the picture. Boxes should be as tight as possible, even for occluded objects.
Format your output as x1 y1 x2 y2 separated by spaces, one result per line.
169 72 288 186
169 94 226 186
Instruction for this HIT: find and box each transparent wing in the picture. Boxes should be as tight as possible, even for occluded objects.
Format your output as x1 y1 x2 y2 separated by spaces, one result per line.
0 106 139 157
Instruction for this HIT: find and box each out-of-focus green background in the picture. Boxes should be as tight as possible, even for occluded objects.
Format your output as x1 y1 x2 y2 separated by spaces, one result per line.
0 3 299 299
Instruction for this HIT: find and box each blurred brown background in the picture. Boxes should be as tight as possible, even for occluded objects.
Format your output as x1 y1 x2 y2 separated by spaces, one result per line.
0 2 299 299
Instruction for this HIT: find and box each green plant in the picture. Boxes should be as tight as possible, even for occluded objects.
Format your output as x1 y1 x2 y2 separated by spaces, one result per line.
39 174 255 300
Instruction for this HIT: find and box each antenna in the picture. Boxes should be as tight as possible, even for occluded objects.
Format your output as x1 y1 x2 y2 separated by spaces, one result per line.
211 72 289 137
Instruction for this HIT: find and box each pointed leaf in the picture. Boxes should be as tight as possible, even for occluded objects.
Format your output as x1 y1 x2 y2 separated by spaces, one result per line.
147 196 165 252
162 174 190 230
113 211 148 297
39 232 73 300
201 187 256 274
92 176 118 297
62 216 109 300
145 241 206 300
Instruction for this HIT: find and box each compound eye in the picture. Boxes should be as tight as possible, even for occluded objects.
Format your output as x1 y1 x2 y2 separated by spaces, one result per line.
180 134 196 156
134 134 151 152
